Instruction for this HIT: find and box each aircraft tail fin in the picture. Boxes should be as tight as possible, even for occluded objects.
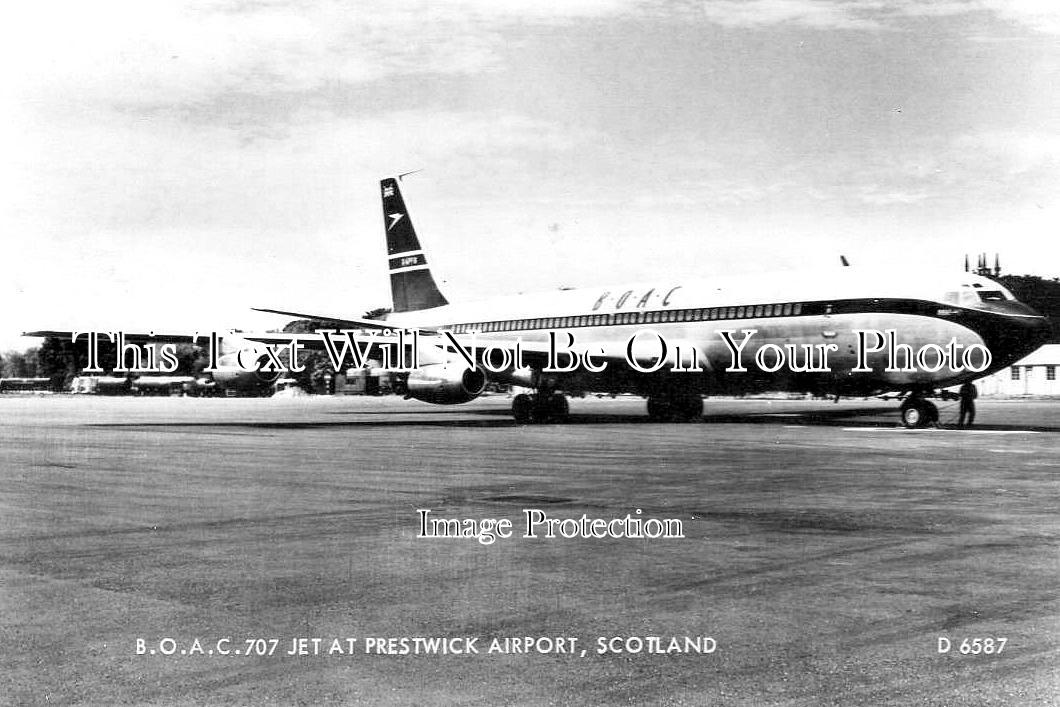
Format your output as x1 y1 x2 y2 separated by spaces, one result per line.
381 176 449 312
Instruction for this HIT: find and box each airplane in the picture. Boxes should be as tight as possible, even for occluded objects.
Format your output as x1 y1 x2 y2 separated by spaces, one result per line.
20 331 285 396
27 175 1051 426
246 176 1051 428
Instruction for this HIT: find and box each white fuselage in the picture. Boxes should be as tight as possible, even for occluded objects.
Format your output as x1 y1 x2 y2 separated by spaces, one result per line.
385 267 1046 396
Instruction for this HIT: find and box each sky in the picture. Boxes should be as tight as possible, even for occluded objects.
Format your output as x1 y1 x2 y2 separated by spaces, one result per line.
2 0 1058 350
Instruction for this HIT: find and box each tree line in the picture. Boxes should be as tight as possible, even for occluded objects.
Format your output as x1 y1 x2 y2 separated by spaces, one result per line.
996 274 1060 343
2 308 393 391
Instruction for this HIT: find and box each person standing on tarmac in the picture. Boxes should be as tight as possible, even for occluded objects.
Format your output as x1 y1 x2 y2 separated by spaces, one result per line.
958 381 978 428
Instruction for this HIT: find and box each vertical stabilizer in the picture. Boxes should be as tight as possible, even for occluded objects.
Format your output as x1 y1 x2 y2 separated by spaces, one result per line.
381 177 449 312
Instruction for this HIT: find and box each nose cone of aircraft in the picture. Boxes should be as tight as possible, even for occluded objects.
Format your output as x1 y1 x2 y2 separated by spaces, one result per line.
1028 313 1053 348
1020 313 1052 351
973 302 1052 369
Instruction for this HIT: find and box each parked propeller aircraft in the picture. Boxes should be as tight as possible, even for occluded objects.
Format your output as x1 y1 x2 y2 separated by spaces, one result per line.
20 330 284 396
28 175 1050 425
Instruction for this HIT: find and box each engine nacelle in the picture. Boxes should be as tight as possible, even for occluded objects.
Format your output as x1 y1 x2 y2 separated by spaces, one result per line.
406 363 487 405
210 352 282 393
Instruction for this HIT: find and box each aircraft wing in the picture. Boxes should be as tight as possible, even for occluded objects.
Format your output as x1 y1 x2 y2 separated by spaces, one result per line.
238 330 558 369
250 307 443 335
28 327 704 373
240 329 699 372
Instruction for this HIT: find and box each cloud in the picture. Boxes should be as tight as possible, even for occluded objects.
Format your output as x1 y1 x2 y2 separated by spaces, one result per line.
698 1 885 30
925 1 1060 34
0 99 603 344
1 0 653 115
855 187 935 205
2 104 597 238
952 130 1060 177
691 0 1060 34
3 3 476 107
5 0 1054 141
795 129 1060 210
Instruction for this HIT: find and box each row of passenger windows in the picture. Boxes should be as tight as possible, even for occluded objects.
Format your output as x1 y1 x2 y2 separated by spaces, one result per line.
450 303 805 334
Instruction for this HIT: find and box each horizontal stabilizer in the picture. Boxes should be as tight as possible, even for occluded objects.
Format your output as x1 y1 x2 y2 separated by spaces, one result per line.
23 330 200 344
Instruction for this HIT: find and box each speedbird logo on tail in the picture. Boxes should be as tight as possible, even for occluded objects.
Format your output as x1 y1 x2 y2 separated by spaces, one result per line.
388 213 404 230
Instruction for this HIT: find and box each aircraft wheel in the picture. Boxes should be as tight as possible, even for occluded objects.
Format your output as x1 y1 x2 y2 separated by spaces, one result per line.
900 399 937 429
512 394 533 424
646 396 670 421
676 393 703 422
530 393 569 424
547 393 569 423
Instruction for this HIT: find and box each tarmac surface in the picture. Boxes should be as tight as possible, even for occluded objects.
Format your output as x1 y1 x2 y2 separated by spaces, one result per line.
1 394 1058 705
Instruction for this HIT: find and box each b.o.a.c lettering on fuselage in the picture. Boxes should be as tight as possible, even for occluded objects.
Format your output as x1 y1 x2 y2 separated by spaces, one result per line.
592 286 682 312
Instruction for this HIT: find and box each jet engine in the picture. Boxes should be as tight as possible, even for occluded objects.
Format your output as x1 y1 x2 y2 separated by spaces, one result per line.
210 352 282 393
405 363 488 404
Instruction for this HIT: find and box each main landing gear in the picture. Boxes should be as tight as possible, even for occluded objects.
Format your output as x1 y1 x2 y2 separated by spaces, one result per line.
646 389 703 422
898 392 939 429
512 392 569 424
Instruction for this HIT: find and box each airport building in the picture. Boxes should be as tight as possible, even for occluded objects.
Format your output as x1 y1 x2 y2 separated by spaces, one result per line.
975 344 1060 397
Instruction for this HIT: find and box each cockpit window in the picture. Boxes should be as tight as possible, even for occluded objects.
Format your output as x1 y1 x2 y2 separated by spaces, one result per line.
978 290 1007 302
